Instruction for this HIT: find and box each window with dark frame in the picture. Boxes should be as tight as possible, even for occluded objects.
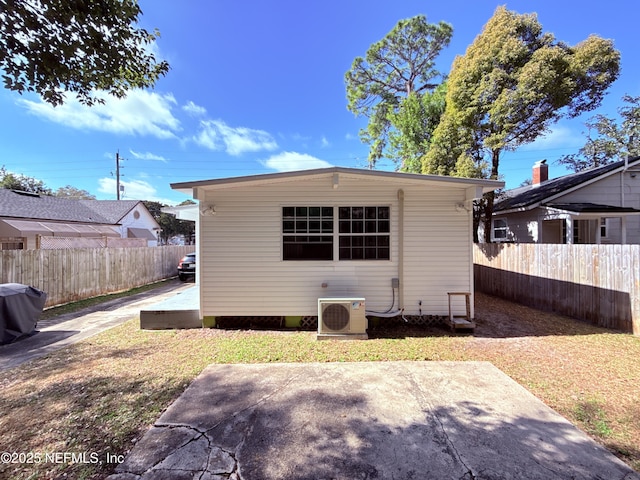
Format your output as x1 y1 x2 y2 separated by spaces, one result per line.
282 206 333 260
282 206 391 261
492 218 508 240
600 218 608 238
338 206 390 260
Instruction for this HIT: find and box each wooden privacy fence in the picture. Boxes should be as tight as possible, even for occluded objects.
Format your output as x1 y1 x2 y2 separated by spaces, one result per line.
0 246 193 308
37 235 147 249
473 243 640 335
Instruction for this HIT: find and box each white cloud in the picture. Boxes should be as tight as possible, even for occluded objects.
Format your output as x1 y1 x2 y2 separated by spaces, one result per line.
345 132 357 141
263 151 332 172
129 150 169 163
182 100 207 117
520 125 578 151
320 136 330 148
98 177 174 204
291 133 311 142
18 90 181 139
194 119 278 156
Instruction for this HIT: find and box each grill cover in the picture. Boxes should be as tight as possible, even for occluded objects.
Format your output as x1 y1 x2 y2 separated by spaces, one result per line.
0 283 47 345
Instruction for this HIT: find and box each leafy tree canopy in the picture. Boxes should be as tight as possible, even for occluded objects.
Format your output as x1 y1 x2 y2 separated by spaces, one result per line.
345 15 452 168
143 200 195 245
424 6 620 179
0 0 170 106
557 95 640 172
421 6 620 241
54 185 96 199
0 165 52 193
387 83 447 172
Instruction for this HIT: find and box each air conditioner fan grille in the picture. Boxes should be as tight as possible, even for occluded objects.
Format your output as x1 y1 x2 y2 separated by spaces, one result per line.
322 303 350 331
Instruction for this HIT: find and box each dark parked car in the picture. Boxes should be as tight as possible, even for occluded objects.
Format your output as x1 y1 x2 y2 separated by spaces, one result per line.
177 253 196 281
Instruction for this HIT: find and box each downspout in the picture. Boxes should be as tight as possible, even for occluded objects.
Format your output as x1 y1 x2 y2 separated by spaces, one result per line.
397 189 405 310
622 156 627 209
621 156 628 244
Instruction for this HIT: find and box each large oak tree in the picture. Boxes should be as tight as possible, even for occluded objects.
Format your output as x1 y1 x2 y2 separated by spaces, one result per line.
0 0 169 106
422 6 620 241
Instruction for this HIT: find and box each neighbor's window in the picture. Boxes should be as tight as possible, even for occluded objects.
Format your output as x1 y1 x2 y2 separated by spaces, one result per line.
338 206 390 260
600 218 608 238
492 218 508 240
282 206 333 260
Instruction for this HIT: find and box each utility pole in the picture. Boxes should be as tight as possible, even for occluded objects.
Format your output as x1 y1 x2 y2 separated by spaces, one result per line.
116 151 120 200
115 151 125 200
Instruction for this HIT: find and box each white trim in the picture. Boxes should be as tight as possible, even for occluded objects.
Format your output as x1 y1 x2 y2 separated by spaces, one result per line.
491 218 509 242
172 166 504 194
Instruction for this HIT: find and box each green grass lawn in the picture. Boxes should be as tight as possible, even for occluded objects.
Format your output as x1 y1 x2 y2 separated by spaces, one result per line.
0 292 639 479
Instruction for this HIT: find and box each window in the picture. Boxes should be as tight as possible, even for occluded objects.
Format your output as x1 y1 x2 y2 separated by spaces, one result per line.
600 218 608 238
282 206 391 261
0 237 24 250
492 218 508 241
338 206 390 260
282 206 333 260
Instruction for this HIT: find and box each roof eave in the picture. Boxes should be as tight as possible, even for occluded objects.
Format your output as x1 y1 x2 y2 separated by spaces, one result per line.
171 167 504 196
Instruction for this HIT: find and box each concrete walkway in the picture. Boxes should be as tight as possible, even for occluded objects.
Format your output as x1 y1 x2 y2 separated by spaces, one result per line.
107 361 639 480
0 279 193 370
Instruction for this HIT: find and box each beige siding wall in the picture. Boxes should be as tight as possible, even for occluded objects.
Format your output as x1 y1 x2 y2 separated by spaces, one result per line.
403 187 474 317
197 175 474 318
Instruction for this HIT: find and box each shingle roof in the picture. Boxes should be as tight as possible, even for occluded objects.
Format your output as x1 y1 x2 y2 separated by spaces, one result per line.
0 189 140 224
546 203 640 214
494 157 640 213
79 200 140 223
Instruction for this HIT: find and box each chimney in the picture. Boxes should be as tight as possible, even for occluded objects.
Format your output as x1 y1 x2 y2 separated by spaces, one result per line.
532 159 548 186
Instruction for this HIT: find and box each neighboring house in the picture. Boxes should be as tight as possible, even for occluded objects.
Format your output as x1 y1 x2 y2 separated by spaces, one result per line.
491 157 640 244
0 189 160 249
171 167 503 323
80 200 161 246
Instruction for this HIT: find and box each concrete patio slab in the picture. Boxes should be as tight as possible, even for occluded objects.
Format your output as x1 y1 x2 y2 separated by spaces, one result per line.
108 361 639 480
139 284 200 329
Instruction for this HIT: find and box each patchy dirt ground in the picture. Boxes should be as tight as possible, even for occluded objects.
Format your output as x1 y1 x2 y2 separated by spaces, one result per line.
0 291 638 479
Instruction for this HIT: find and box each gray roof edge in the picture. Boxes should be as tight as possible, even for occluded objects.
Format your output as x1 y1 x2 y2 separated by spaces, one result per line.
542 157 640 204
495 156 640 212
170 166 504 190
80 199 142 222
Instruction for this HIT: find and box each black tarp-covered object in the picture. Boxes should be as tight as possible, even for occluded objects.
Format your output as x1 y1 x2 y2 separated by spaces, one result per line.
0 283 47 345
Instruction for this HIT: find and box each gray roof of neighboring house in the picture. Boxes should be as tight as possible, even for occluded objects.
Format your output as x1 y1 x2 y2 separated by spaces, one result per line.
78 199 140 223
0 189 140 224
546 203 640 214
494 157 640 213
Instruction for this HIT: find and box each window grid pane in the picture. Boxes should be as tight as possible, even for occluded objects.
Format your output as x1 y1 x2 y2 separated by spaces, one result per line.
283 207 333 260
338 206 390 260
284 206 389 261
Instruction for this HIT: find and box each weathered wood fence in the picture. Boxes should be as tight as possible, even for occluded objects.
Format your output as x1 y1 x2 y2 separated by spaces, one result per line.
0 246 193 308
473 243 640 335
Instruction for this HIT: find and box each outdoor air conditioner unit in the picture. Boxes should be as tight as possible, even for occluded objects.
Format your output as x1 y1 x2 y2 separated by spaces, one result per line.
317 297 367 339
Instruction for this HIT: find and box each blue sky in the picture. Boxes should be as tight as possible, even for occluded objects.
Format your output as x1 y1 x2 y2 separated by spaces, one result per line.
1 0 638 205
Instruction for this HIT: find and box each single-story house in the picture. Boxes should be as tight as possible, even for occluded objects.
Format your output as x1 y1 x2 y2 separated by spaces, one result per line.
171 167 503 329
491 157 640 244
0 189 161 249
80 199 161 246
